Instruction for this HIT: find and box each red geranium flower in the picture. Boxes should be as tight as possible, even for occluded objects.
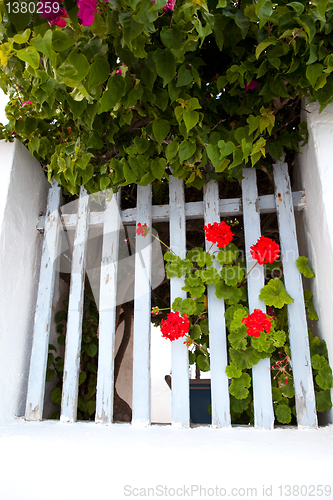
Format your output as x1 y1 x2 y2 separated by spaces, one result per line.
160 311 189 341
250 235 280 265
242 308 272 338
203 221 234 248
136 222 149 237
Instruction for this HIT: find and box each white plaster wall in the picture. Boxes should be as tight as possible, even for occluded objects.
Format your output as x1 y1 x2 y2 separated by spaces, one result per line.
297 102 333 422
0 139 50 421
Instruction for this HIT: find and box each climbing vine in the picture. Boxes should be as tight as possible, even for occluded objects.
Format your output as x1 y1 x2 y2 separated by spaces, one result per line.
0 0 333 194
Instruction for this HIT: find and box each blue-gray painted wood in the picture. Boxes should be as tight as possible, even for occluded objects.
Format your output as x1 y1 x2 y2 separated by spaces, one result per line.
42 191 305 231
169 176 190 428
132 185 152 426
203 180 231 428
273 162 318 428
61 187 90 422
242 168 274 429
95 191 121 423
25 180 61 421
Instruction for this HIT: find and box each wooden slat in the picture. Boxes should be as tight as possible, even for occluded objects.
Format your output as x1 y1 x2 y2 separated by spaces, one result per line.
25 180 61 421
95 191 121 423
132 185 152 426
273 162 317 428
242 168 274 429
203 180 231 428
169 177 190 428
42 191 305 231
60 187 90 422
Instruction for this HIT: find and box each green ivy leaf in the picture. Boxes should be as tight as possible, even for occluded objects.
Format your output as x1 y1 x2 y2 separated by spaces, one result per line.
88 57 110 88
183 110 199 132
85 342 98 358
296 256 315 278
17 46 40 69
275 403 292 423
259 278 294 308
153 49 176 87
99 75 126 113
152 119 170 144
79 371 87 386
229 373 251 399
179 140 196 163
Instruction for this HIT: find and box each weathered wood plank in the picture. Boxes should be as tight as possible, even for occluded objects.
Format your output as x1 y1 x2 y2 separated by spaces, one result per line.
95 191 121 423
169 177 190 428
42 192 305 231
25 180 61 421
273 162 317 428
242 168 274 429
132 185 152 426
203 180 231 428
60 187 90 422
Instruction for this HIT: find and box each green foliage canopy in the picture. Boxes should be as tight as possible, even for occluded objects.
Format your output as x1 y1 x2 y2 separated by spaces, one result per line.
1 0 333 194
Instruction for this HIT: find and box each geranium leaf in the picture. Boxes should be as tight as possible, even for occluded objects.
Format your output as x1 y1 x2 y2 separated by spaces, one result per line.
275 403 292 423
230 394 252 414
215 281 242 305
220 265 244 286
296 256 315 278
196 354 210 371
316 364 333 390
229 325 248 350
259 278 294 308
229 346 260 370
229 373 251 399
252 333 272 353
311 354 326 370
179 298 197 316
272 330 286 347
225 363 242 378
216 243 239 265
189 324 201 340
315 390 332 412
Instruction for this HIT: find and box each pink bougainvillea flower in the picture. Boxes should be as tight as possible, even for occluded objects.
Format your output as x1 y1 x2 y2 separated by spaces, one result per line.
163 0 176 11
115 68 122 75
245 80 258 92
49 12 68 27
160 311 189 341
39 0 68 26
203 221 234 248
21 100 32 106
250 235 280 265
242 308 272 338
136 222 150 237
77 0 100 26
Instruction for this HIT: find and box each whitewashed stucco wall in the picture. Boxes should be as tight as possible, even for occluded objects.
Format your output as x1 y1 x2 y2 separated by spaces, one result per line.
0 139 50 421
296 102 333 423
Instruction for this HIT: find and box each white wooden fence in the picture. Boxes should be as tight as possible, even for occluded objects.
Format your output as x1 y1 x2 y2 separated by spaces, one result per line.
24 162 318 429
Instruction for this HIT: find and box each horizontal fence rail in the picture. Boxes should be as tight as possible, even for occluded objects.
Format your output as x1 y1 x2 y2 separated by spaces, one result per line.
25 163 316 429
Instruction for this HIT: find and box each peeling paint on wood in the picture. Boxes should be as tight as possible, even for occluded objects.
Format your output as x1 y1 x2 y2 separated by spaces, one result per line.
273 162 317 428
203 180 231 428
25 181 61 421
36 192 306 231
60 186 90 423
242 168 274 430
132 185 152 426
169 176 190 428
96 191 121 424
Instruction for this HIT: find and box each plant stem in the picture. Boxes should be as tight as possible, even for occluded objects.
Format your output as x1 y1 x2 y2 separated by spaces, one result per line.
148 230 178 257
